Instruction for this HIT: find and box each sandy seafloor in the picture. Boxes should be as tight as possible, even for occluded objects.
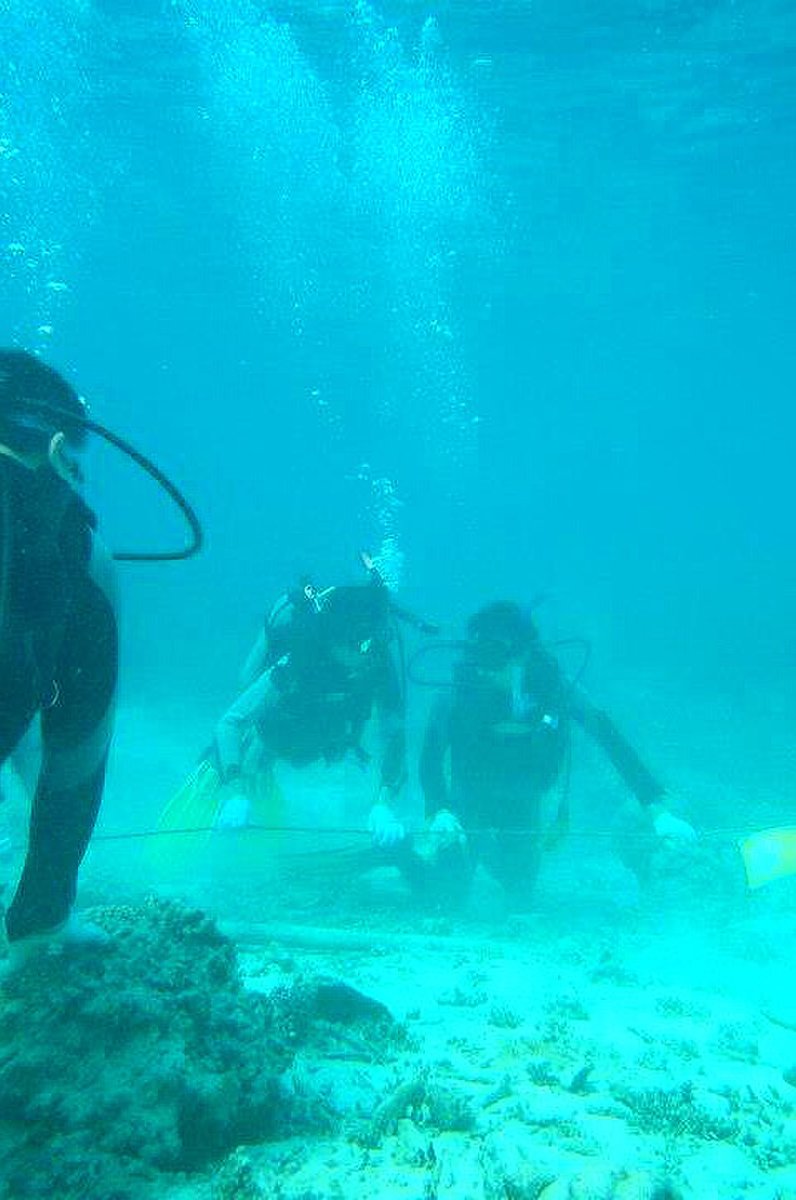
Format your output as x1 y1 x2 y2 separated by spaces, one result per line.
3 688 796 1200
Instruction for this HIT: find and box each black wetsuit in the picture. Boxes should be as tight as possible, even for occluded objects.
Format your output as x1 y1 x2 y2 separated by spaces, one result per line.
215 621 406 793
419 647 664 902
0 456 118 941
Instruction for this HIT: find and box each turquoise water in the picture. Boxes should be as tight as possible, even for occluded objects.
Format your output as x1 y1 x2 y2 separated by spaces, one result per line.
2 2 796 1198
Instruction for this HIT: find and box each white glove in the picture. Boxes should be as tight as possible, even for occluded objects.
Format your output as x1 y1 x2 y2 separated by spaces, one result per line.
368 802 405 848
215 791 251 830
429 808 466 850
652 806 697 843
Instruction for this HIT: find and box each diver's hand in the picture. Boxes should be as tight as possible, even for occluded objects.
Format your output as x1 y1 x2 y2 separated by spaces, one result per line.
650 803 697 843
368 802 406 848
215 791 251 831
429 808 466 850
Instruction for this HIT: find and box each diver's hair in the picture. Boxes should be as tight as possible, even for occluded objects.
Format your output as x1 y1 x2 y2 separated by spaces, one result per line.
0 349 86 449
466 601 538 656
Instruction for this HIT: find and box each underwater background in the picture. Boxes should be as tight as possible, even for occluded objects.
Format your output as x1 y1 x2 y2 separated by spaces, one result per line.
2 2 796 1198
3 2 788 828
3 0 794 707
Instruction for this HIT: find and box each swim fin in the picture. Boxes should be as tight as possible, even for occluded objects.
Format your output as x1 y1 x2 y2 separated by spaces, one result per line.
145 759 224 877
738 826 796 889
156 758 224 837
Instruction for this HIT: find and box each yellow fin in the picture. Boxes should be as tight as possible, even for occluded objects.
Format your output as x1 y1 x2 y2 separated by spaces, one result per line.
148 760 224 876
738 826 796 889
157 760 223 833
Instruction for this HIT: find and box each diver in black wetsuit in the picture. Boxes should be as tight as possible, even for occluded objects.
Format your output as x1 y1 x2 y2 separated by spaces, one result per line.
0 350 118 950
212 580 407 840
417 602 696 908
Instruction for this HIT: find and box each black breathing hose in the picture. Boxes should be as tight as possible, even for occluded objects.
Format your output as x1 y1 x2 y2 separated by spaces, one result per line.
79 415 203 562
10 400 203 562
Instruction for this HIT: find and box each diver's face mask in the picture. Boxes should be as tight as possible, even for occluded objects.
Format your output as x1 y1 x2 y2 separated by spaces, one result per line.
1 393 88 485
469 636 524 675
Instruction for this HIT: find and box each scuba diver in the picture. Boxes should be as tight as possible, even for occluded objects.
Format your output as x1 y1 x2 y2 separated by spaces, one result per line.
0 348 201 969
415 601 696 909
0 350 118 957
163 572 408 843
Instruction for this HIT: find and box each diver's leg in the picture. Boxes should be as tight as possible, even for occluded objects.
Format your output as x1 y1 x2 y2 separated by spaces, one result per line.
394 795 477 910
0 645 38 906
484 798 543 909
378 835 472 910
0 640 38 768
5 547 118 942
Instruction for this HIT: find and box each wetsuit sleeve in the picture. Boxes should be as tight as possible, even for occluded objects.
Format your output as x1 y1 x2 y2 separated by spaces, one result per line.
214 669 277 783
419 693 452 818
568 688 665 806
373 646 407 793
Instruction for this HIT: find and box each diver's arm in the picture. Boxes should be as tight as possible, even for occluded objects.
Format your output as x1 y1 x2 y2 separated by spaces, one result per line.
569 688 665 807
419 693 453 818
214 669 276 783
